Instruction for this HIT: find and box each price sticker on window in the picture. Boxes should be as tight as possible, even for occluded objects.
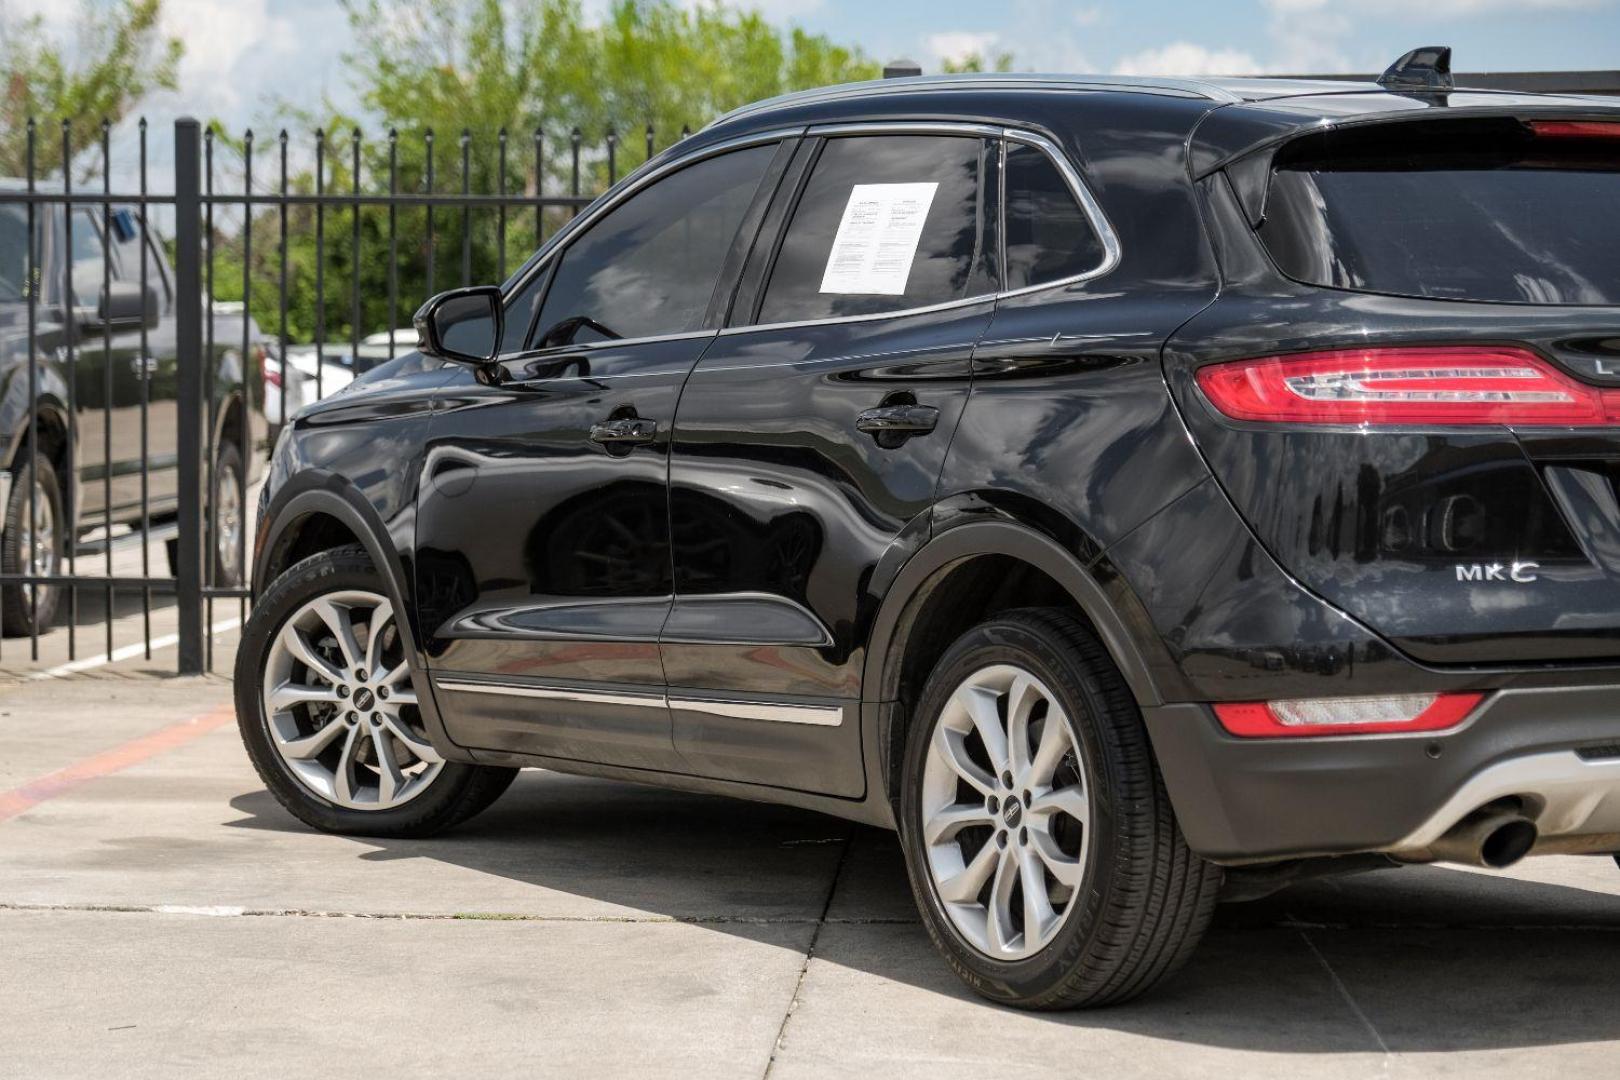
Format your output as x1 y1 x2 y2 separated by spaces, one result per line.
818 182 938 295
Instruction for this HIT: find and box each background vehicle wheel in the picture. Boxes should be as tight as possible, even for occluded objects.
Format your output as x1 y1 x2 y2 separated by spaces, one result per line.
1 456 64 638
165 441 247 587
899 607 1221 1009
235 545 517 837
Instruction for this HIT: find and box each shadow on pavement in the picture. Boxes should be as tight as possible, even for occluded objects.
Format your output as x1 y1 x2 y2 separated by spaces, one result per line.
227 768 1620 1053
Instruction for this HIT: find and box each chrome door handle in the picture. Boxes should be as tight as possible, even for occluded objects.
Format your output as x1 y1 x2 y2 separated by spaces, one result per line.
855 404 939 437
589 416 659 445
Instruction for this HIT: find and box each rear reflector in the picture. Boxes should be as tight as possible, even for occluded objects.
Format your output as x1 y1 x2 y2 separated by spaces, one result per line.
1213 692 1485 738
1196 346 1620 427
1529 120 1620 140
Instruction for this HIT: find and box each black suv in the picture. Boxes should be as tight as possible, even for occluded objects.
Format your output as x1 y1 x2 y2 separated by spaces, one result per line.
236 57 1620 1009
1 190 267 635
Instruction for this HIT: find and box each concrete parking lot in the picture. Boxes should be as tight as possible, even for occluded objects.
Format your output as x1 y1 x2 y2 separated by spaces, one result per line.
2 661 1620 1078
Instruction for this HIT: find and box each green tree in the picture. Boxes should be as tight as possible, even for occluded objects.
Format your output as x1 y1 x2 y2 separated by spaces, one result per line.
213 0 883 346
0 0 183 176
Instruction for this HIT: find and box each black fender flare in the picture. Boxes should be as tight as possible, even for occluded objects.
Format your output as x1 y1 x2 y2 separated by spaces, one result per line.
862 520 1163 710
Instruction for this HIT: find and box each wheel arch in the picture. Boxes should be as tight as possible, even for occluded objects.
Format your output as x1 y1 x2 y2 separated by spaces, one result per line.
863 520 1164 807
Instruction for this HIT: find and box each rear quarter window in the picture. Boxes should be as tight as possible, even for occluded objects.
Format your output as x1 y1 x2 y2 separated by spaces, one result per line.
1256 117 1620 306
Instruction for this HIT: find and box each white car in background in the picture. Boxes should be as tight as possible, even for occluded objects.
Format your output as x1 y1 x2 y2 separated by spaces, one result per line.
264 328 416 435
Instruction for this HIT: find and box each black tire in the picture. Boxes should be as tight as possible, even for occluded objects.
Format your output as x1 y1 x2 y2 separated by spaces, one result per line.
235 545 517 838
898 607 1221 1009
1 456 64 638
167 441 248 587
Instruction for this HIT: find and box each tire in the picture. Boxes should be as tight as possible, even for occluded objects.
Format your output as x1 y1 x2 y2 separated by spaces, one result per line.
235 545 517 838
1 456 65 638
898 607 1221 1009
167 441 248 587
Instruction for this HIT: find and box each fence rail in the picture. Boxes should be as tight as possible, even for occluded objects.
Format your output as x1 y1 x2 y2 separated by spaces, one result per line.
0 115 678 674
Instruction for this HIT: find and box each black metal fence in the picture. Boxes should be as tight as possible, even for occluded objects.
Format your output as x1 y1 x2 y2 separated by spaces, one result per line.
0 116 676 674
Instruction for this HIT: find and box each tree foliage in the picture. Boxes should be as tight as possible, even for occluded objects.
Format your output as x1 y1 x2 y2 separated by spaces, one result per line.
0 0 182 176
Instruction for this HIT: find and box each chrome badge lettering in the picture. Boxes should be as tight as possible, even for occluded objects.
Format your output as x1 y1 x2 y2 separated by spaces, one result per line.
1456 562 1540 583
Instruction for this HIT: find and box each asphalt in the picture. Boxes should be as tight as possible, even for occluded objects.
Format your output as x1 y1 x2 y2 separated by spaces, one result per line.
2 669 1619 1078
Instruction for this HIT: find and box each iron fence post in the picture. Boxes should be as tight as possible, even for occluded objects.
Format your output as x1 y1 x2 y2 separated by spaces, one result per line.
174 118 206 674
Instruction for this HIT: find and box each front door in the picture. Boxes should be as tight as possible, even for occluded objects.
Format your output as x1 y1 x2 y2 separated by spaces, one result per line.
417 138 788 770
664 129 1000 796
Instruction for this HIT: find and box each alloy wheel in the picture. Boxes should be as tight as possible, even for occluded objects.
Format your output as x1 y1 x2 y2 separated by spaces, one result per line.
17 480 57 608
920 663 1092 961
260 589 442 810
215 457 243 582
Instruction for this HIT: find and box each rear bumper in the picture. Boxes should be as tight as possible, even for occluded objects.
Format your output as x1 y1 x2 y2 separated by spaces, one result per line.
1144 684 1620 865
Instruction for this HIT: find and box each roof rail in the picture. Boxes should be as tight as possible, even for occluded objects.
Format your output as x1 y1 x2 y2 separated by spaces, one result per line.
705 72 1242 130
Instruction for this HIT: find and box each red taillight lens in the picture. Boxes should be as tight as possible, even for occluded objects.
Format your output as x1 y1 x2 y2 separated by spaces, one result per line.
1196 346 1620 427
1529 120 1620 140
1213 692 1485 738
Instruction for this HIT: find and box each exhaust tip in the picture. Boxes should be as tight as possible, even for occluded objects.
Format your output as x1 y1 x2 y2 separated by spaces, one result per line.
1480 819 1538 868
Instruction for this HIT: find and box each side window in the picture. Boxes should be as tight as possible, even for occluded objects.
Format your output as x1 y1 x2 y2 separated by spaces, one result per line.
0 206 27 301
757 134 996 324
1004 142 1106 290
68 209 120 305
532 144 776 345
499 269 544 353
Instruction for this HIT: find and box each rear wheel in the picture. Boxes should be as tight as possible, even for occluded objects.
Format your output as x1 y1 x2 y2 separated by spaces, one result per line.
1 456 64 638
235 546 516 837
899 608 1221 1009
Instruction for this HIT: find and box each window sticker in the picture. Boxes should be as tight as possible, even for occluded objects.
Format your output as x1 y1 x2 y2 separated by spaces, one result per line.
818 182 938 295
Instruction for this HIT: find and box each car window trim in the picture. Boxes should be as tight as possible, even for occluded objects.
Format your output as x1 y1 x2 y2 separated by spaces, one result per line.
498 126 803 355
723 122 1123 337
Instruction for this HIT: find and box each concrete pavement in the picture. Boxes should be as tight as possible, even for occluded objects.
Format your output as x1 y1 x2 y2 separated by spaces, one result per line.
2 671 1619 1078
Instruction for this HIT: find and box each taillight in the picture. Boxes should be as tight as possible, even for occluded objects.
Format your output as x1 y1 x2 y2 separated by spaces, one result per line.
1529 120 1620 140
1213 692 1485 738
1196 346 1620 427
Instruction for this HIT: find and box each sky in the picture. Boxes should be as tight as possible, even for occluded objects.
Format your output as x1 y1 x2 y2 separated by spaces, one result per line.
7 0 1620 137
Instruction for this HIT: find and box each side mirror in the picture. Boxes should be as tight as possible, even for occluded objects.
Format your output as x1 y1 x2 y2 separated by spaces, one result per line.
413 286 504 367
85 281 159 331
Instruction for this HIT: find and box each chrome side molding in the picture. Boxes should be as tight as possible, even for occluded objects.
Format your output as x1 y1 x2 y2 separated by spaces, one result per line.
434 678 845 727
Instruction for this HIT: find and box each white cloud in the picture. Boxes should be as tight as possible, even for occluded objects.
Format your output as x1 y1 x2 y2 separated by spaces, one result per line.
1073 5 1106 26
1111 42 1264 76
161 0 299 112
925 30 1002 65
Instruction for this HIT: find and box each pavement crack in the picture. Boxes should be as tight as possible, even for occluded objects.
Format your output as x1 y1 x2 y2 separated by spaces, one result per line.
1297 926 1393 1060
762 828 855 1080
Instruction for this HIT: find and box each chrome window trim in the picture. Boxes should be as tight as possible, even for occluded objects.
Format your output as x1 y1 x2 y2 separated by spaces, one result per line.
434 677 845 727
721 122 1122 338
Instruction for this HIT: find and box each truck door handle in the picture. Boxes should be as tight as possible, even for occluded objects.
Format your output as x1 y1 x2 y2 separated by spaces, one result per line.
856 404 939 437
589 416 659 445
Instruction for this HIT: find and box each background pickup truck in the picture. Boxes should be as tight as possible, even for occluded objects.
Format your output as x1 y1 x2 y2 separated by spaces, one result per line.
0 182 268 637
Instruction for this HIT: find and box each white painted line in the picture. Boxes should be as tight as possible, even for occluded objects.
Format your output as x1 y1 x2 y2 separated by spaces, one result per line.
27 616 243 681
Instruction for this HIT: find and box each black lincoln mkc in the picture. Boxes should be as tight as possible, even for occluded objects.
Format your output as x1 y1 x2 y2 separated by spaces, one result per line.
236 48 1620 1008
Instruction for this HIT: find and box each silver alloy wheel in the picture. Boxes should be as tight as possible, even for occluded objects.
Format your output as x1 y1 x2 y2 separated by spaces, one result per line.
18 479 57 606
920 663 1092 961
261 589 443 810
215 457 242 580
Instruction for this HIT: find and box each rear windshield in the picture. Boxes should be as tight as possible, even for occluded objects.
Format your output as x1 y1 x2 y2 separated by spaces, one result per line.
1256 118 1620 306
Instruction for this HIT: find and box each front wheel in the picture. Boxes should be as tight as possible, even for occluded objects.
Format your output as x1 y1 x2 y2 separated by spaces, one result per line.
1 456 65 638
235 546 516 837
899 608 1221 1009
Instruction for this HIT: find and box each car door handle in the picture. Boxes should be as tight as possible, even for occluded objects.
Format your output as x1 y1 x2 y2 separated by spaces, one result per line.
855 404 939 437
589 416 659 445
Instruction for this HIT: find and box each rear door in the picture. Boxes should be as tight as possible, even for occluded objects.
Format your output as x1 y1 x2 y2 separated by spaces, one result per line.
662 127 999 796
418 137 790 769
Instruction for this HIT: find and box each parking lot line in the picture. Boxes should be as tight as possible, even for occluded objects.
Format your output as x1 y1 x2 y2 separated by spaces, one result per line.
0 705 235 825
26 616 243 681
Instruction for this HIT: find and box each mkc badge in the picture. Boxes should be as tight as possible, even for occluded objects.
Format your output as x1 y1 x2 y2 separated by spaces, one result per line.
1456 562 1540 583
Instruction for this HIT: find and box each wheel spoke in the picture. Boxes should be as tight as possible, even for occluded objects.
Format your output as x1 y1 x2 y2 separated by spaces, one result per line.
277 717 348 760
370 724 404 804
1031 829 1085 889
924 802 994 846
958 685 1010 773
1029 784 1089 829
1005 673 1041 777
268 682 341 712
280 623 345 687
936 835 1000 904
363 600 394 677
1028 708 1075 787
381 713 441 765
933 725 995 798
379 662 412 689
311 599 364 672
985 848 1020 953
332 724 362 804
1018 847 1058 945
